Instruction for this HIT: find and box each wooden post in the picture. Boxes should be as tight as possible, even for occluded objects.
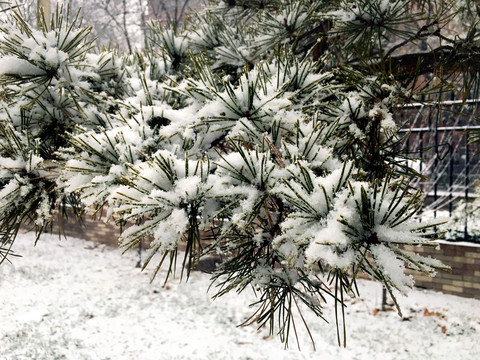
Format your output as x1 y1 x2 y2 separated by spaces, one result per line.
37 0 51 29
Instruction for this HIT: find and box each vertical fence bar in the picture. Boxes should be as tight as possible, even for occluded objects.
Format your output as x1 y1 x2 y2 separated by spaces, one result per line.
449 139 454 216
434 131 438 218
418 131 424 216
433 94 442 219
419 132 424 174
426 104 433 215
465 132 470 241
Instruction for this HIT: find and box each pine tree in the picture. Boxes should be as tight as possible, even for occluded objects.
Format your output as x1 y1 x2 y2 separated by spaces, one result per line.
2 0 478 347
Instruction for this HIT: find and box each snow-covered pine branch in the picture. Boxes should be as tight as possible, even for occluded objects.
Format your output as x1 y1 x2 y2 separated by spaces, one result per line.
4 0 477 347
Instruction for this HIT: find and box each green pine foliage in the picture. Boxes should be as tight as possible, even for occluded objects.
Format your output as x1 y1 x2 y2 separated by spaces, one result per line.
2 0 478 347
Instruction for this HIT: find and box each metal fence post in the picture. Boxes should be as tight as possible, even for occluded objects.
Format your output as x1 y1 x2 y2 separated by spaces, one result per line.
465 132 470 241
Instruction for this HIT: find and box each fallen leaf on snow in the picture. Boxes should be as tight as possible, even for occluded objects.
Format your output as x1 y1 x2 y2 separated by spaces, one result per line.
424 308 435 317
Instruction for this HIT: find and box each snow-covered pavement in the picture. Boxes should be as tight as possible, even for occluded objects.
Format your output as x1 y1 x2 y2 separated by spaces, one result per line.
1 232 479 360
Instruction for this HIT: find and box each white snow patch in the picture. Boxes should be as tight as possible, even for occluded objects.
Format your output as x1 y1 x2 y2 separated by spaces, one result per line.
0 56 44 76
1 232 479 360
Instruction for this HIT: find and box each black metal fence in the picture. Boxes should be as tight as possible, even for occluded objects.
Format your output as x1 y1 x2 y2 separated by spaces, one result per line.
398 99 480 242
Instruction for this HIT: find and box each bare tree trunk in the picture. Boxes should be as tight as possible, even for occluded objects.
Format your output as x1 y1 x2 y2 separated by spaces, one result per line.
37 0 50 29
139 0 147 45
122 0 133 54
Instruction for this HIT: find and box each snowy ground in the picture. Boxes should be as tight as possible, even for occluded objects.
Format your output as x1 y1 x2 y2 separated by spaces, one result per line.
1 232 479 360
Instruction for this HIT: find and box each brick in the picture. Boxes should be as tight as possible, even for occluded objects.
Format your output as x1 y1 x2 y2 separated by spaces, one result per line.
422 282 443 291
415 275 434 282
465 264 480 271
461 290 480 299
436 273 459 281
437 245 448 253
473 283 480 290
465 261 480 269
451 256 474 264
442 285 463 293
442 246 460 256
460 268 477 276
462 275 480 282
461 245 480 252
450 267 466 276
436 278 454 285
405 269 420 276
465 251 480 259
